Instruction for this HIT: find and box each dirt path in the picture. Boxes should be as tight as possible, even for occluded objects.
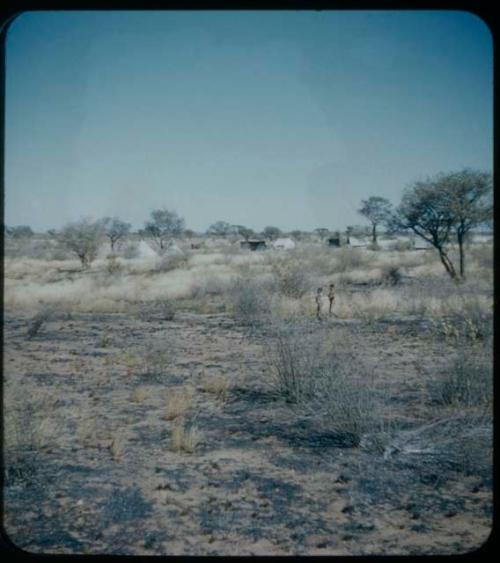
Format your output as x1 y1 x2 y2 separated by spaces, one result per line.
3 311 492 555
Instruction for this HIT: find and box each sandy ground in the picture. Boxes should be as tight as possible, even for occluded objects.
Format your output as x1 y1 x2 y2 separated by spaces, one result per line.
2 309 492 555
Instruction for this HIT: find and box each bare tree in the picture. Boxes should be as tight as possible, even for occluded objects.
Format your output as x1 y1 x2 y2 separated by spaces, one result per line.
58 218 104 268
100 216 132 252
358 196 393 244
142 208 185 253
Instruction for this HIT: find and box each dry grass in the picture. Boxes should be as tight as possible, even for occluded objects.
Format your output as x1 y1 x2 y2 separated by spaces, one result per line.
131 386 149 403
170 422 202 454
201 375 230 400
163 386 195 420
109 431 127 460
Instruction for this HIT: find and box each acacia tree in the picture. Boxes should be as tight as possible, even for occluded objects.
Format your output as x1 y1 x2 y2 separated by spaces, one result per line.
358 196 393 244
206 220 233 238
439 169 492 278
395 170 492 280
262 226 282 240
142 208 185 253
232 225 255 241
314 228 330 240
58 218 104 268
100 216 132 252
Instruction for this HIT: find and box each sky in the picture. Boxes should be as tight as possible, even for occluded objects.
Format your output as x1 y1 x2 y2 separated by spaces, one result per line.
4 10 493 233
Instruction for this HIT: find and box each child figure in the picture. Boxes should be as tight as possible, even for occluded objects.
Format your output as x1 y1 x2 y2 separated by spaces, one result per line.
328 283 336 316
315 287 323 320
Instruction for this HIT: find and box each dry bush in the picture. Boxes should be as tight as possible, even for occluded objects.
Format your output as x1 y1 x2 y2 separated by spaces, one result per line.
271 261 311 298
228 277 272 325
381 266 402 286
333 248 370 273
266 326 322 403
154 254 189 273
170 422 202 454
266 323 383 446
163 386 195 420
137 298 176 321
4 385 56 486
106 254 123 274
428 348 492 409
190 275 233 299
201 375 230 400
26 306 55 338
388 240 414 251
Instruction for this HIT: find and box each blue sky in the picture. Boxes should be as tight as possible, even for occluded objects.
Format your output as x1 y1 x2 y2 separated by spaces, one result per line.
4 10 493 233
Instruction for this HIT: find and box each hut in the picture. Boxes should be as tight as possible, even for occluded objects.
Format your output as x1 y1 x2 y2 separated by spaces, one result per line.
240 239 267 251
327 236 341 248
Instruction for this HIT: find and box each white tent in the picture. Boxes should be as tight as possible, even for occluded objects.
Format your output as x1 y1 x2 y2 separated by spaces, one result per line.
348 236 369 248
272 237 296 250
165 241 185 256
137 241 158 258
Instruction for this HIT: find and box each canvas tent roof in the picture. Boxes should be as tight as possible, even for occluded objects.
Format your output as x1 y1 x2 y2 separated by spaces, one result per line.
272 237 296 249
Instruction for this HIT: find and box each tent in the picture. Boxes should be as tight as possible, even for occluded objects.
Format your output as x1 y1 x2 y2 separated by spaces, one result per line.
272 237 296 250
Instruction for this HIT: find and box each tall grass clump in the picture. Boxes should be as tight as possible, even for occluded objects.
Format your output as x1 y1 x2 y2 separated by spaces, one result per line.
271 261 311 299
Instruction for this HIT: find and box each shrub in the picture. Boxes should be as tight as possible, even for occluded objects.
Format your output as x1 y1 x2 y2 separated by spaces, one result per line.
106 254 123 274
26 307 54 339
138 298 176 321
428 350 492 409
228 277 271 325
271 262 311 299
266 327 320 403
266 323 382 446
334 248 368 273
122 242 140 259
154 254 189 273
381 266 402 286
4 387 55 486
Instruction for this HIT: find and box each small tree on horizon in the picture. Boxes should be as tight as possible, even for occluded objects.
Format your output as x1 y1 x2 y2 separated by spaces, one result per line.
314 228 330 240
142 208 185 253
100 216 132 252
233 225 255 241
358 196 393 244
58 218 104 268
206 221 233 238
6 225 34 239
262 226 282 240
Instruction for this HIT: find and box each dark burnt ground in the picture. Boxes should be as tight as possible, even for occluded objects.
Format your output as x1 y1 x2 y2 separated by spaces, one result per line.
2 310 492 555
